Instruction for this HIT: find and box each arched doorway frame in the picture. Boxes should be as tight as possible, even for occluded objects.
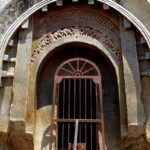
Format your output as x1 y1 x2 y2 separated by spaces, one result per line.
50 57 105 150
29 37 125 150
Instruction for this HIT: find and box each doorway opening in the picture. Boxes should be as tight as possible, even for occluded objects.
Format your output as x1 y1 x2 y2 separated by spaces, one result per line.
37 43 121 149
50 58 105 150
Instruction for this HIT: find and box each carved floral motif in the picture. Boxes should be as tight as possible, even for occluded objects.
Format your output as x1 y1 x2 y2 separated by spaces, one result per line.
31 26 121 63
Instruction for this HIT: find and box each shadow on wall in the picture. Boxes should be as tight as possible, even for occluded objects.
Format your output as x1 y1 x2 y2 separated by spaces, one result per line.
41 125 57 150
41 126 50 150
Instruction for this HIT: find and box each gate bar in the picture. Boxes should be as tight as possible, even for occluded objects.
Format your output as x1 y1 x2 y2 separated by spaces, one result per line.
85 79 87 143
73 119 79 150
79 79 81 142
53 119 101 123
90 80 93 150
74 79 76 119
68 79 71 145
62 79 66 150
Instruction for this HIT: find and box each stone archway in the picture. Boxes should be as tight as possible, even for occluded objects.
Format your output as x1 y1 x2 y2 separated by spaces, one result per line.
35 42 121 150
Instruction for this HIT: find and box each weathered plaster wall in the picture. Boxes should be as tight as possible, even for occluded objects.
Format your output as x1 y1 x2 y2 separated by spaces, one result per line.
120 0 150 31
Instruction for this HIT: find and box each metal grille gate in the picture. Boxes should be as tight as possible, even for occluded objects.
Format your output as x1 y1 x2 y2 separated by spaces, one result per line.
50 58 105 150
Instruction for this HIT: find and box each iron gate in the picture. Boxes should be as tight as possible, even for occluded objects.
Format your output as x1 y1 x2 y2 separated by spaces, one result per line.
50 58 105 150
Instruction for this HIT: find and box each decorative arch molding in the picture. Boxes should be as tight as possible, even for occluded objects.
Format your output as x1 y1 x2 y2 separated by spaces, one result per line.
0 0 150 81
28 36 127 149
29 37 126 139
31 26 121 64
32 37 120 74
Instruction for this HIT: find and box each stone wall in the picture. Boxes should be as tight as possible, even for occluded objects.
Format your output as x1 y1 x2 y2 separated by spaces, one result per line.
120 0 150 31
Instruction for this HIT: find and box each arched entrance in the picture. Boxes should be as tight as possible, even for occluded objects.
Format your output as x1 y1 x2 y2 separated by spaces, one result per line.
50 58 104 150
37 43 121 150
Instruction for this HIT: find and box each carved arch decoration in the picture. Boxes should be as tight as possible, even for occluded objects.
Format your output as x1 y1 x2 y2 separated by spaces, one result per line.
29 36 125 143
29 36 123 149
31 26 121 64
